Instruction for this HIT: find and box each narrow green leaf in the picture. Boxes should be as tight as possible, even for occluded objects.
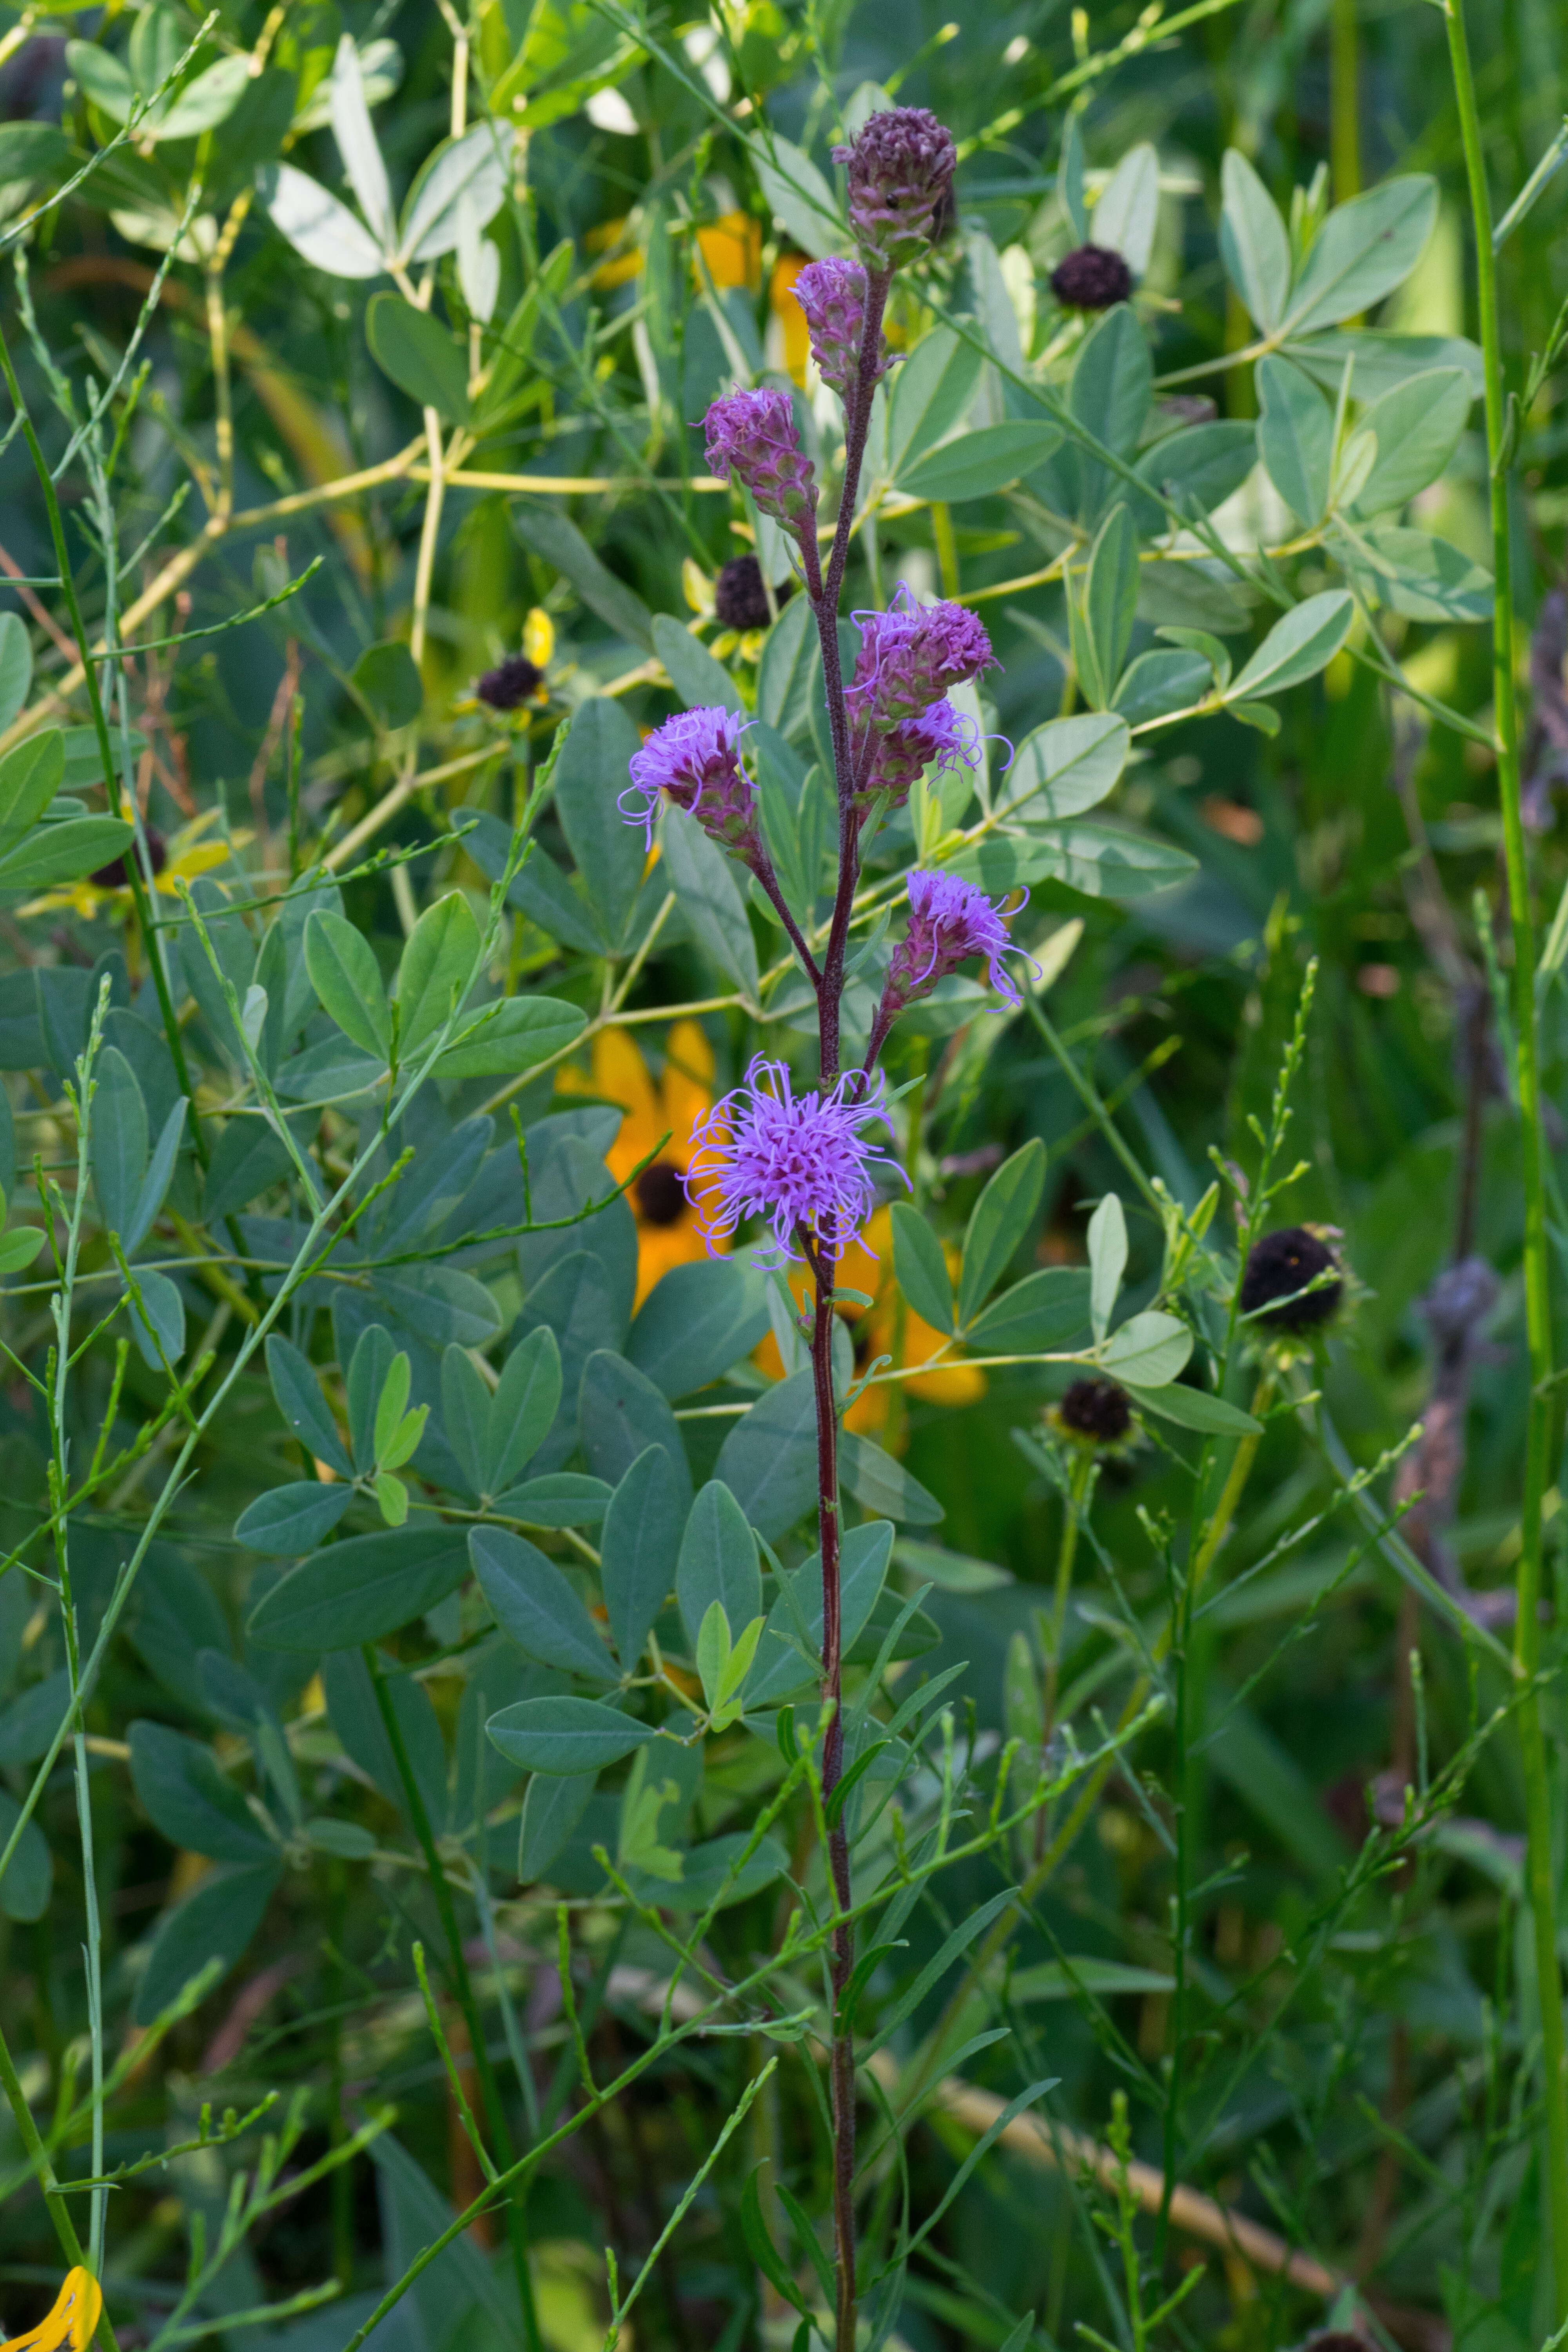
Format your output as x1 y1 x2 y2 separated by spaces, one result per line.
889 1203 955 1336
958 1140 1046 1328
303 909 391 1059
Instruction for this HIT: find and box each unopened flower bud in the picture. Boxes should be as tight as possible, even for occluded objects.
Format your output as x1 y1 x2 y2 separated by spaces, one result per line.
834 106 957 273
847 586 997 729
793 255 886 397
620 706 764 865
855 697 980 817
703 388 817 530
881 868 1036 1015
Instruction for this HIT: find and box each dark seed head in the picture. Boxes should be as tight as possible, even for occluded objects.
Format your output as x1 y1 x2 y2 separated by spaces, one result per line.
1240 1226 1343 1331
1058 1376 1132 1445
714 555 778 633
634 1161 688 1227
92 826 165 889
476 653 543 711
1050 243 1134 312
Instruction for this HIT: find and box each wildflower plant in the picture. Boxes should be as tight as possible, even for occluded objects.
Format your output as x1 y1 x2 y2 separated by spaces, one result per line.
0 8 1561 2352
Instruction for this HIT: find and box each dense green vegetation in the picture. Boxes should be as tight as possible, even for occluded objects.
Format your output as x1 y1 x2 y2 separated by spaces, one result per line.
0 3 1565 2349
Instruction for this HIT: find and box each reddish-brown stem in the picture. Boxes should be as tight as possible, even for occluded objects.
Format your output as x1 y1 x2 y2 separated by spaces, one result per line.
750 846 822 989
802 269 891 1086
781 276 893 2352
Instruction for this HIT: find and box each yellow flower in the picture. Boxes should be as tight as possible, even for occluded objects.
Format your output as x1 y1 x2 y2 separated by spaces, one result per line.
2 2270 102 2352
557 1022 724 1308
754 1207 984 1443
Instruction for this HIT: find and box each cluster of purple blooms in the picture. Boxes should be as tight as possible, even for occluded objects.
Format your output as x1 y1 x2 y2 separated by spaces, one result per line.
673 871 1030 1265
619 107 1035 1268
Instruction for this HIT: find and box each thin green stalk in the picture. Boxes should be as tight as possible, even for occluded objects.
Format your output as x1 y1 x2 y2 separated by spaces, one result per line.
0 321 209 1170
1330 0 1360 204
1445 0 1568 2317
0 2022 121 2352
326 1860 354 2290
363 1648 544 2352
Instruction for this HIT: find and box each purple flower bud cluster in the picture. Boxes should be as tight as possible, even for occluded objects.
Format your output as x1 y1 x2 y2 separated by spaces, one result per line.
847 586 997 731
684 1054 905 1265
858 696 982 815
703 388 817 530
620 706 763 864
887 869 1037 1011
792 256 886 398
834 107 957 274
865 868 1036 1067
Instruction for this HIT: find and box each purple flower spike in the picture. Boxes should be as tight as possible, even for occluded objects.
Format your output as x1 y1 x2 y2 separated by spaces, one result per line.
703 387 817 530
884 869 1039 1013
620 705 762 861
848 585 998 729
833 107 957 274
684 1054 906 1265
857 697 981 815
793 256 885 397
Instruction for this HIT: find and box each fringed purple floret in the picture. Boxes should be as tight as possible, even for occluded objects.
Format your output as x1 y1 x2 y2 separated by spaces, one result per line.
834 107 957 273
793 256 885 397
857 696 982 814
703 387 817 529
847 585 998 729
620 705 761 861
884 869 1038 1011
684 1055 906 1265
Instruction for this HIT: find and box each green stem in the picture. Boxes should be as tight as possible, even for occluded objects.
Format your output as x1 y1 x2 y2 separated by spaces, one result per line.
1330 0 1360 205
1445 0 1568 2318
0 2022 121 2352
0 323 208 1170
363 1648 544 2352
327 1859 354 2291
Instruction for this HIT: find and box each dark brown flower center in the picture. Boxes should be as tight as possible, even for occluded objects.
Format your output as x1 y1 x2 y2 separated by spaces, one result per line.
635 1161 688 1227
1239 1226 1343 1330
1058 1376 1132 1444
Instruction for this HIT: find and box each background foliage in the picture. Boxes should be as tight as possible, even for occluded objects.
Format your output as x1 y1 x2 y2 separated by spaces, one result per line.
0 2 1565 2350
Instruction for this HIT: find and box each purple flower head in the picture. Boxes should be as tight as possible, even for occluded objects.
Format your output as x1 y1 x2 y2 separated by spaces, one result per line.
833 106 957 273
883 868 1039 1013
620 705 762 862
847 585 998 729
856 696 981 815
703 387 817 529
793 256 886 398
684 1055 906 1265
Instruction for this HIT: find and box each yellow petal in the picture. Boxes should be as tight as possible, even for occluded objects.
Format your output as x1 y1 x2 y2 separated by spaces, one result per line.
523 607 554 668
683 559 715 618
661 1020 715 1162
592 1029 659 1122
769 253 812 385
697 213 760 292
2 2270 103 2352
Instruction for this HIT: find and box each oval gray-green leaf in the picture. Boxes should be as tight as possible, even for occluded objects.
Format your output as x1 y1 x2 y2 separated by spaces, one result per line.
487 1695 656 1775
248 1526 470 1650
